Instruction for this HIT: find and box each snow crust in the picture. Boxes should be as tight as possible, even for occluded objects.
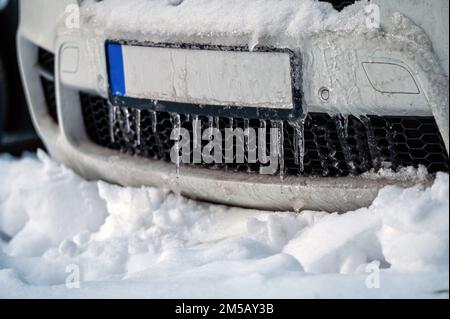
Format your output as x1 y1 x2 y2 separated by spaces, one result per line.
0 151 448 298
80 0 369 48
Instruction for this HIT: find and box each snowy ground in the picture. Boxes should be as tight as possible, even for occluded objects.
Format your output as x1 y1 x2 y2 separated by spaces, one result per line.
0 150 448 299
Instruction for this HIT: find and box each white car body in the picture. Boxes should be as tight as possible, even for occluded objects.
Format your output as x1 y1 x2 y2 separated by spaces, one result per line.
17 0 449 211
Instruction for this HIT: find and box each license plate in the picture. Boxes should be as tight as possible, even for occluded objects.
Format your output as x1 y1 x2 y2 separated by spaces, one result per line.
107 42 298 109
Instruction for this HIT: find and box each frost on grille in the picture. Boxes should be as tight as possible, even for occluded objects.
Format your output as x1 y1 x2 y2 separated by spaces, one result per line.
80 93 449 177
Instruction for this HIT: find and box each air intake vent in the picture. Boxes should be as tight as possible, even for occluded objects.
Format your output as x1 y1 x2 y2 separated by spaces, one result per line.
80 93 449 177
319 0 357 11
37 48 57 124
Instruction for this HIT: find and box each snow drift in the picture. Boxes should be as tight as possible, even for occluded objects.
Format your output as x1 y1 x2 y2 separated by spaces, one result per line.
0 150 448 298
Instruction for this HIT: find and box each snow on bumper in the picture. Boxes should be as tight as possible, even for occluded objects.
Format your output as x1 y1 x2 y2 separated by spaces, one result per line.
32 126 431 212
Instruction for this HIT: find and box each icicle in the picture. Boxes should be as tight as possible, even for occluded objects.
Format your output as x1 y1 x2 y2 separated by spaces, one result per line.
244 118 250 155
108 103 117 143
361 115 381 169
212 117 222 169
228 117 234 129
343 116 349 139
271 121 284 180
171 113 181 176
151 111 157 133
215 117 220 130
259 119 268 164
289 118 306 172
224 118 234 169
208 116 214 129
172 113 181 133
135 109 141 146
333 114 349 138
298 121 305 173
293 128 300 165
207 116 214 141
260 119 267 130
244 119 250 130
193 115 200 149
115 107 135 144
278 121 284 180
335 115 357 173
123 107 131 134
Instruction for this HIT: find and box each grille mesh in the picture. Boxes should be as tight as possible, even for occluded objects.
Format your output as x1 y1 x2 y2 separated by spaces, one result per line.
81 93 449 177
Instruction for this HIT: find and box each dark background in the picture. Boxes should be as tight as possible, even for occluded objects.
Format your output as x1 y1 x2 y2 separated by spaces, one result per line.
0 0 41 155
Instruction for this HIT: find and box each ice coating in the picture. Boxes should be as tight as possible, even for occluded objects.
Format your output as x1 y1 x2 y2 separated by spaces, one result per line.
192 115 200 149
80 0 369 48
289 118 306 172
108 103 117 143
135 109 142 146
171 113 182 174
151 111 157 133
269 120 285 179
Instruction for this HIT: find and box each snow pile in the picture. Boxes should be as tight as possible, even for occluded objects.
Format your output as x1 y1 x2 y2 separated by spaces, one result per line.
0 151 448 298
284 177 449 274
0 153 108 257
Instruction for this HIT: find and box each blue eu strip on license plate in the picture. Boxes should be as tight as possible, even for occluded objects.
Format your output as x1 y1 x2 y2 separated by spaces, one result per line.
107 43 126 97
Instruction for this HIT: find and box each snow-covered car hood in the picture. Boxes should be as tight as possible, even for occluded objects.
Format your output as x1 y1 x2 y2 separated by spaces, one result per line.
80 0 369 49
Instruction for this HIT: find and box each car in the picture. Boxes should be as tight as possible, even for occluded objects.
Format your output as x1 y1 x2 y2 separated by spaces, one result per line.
17 0 449 211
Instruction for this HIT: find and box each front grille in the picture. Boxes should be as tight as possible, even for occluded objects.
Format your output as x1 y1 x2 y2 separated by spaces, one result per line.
38 48 58 124
81 93 449 177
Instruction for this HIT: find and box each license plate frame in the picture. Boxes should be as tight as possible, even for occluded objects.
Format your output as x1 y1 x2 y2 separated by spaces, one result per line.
106 40 303 120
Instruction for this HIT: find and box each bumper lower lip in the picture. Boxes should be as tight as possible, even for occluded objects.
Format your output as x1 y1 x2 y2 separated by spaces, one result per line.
53 131 431 212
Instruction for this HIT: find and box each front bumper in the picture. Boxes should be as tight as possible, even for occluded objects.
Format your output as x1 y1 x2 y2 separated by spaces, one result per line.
17 0 448 211
43 134 435 212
